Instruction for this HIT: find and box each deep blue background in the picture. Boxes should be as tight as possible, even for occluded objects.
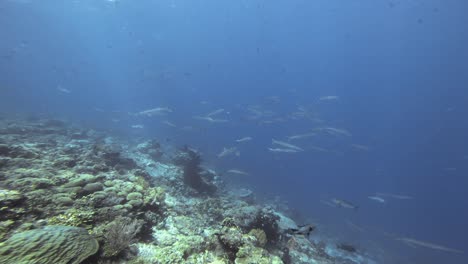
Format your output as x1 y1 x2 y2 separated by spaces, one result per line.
1 0 467 263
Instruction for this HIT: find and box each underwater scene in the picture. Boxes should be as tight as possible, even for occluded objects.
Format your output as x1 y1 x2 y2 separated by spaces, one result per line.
1 0 467 263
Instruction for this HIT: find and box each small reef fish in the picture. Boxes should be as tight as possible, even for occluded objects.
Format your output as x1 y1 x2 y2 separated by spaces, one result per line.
396 237 464 254
268 148 300 153
235 137 252 143
271 139 304 151
287 132 316 141
217 147 239 158
332 198 359 210
288 224 316 238
226 169 249 176
368 196 385 203
206 108 225 117
137 107 173 117
319 95 339 101
376 192 413 200
131 124 144 129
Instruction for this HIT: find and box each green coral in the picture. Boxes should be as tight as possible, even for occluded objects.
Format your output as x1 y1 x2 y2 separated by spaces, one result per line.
48 208 94 229
0 225 99 264
62 173 99 188
0 189 23 205
144 187 165 207
133 175 151 190
0 220 15 239
127 192 143 200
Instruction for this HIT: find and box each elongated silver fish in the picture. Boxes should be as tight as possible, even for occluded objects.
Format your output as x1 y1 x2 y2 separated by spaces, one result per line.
287 132 316 141
397 237 464 254
217 147 239 158
137 107 173 117
376 192 413 200
57 85 71 94
162 120 176 127
226 169 249 176
194 116 228 123
235 137 252 143
332 198 359 210
268 148 300 153
368 196 385 203
351 144 371 151
206 108 225 117
319 95 339 101
272 139 304 151
314 127 352 137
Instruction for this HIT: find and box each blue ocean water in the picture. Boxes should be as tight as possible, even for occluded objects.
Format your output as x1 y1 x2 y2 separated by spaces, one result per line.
1 0 467 263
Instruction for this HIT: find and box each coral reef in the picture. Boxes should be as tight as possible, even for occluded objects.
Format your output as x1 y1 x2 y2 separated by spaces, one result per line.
0 116 365 263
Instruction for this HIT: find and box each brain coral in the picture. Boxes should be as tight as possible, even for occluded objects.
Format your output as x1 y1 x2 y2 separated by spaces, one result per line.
0 225 99 264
